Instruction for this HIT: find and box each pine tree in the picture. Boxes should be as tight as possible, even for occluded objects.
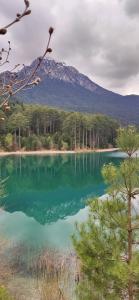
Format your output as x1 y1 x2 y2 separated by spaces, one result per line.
73 126 139 300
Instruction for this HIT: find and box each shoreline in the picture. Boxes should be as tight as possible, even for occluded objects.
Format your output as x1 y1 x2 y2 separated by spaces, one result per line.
0 148 119 156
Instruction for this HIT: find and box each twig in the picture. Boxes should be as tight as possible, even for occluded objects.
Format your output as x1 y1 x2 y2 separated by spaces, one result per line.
12 27 54 96
0 0 31 35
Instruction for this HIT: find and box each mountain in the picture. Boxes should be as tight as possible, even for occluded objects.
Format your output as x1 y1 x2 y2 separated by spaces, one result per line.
7 58 139 123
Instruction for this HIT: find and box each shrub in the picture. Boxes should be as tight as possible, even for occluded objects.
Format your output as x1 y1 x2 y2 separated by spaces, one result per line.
4 133 13 151
45 135 54 149
0 286 13 300
61 141 69 150
22 135 42 150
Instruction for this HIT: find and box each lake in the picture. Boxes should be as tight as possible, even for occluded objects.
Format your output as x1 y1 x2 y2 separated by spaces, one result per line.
0 152 122 252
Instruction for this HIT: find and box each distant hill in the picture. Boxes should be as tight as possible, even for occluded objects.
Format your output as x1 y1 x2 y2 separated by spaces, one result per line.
3 58 139 124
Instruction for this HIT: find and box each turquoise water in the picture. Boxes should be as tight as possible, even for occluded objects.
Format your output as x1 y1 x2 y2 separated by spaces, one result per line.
0 152 122 251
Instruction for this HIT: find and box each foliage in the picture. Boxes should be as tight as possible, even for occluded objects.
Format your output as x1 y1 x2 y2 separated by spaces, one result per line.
22 135 42 150
117 126 139 156
73 126 139 300
4 133 13 151
0 286 13 300
0 102 119 151
61 141 69 150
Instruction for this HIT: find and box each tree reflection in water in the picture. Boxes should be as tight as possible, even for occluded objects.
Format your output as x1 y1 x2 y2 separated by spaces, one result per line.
0 153 121 225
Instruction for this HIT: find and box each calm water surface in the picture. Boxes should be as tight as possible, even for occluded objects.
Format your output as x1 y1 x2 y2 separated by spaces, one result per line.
0 152 122 251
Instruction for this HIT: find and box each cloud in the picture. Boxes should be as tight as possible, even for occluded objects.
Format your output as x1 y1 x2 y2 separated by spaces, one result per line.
0 0 139 95
123 0 139 17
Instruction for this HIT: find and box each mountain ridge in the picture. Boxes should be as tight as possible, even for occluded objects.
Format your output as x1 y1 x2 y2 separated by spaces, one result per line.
1 58 139 124
27 58 121 96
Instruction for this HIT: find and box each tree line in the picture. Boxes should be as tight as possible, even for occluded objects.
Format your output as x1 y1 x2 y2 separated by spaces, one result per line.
0 102 119 151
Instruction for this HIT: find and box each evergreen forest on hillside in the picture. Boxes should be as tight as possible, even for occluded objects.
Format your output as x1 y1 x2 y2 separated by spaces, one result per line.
0 102 119 151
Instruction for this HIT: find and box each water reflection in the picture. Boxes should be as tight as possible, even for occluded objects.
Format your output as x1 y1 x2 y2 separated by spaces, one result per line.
0 206 89 250
0 153 121 225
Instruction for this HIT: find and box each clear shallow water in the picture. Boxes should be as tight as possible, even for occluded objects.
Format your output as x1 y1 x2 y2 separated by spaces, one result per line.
0 152 122 251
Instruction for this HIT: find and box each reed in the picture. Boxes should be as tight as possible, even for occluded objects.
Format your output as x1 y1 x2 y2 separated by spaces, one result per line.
0 240 79 299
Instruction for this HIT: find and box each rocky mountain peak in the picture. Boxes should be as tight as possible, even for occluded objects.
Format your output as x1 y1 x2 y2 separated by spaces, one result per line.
27 58 108 95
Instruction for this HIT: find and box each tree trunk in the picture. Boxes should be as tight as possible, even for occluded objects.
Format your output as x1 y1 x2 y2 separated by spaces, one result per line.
128 192 133 300
93 129 95 149
79 126 81 149
82 128 84 149
13 130 17 151
28 127 31 137
85 128 87 148
37 119 39 135
19 127 21 150
89 129 91 149
74 121 77 150
49 120 52 133
44 123 47 135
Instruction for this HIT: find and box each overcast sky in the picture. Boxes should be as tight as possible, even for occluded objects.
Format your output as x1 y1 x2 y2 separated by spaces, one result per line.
0 0 139 95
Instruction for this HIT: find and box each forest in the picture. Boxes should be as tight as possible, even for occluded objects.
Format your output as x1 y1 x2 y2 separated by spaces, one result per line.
0 102 119 151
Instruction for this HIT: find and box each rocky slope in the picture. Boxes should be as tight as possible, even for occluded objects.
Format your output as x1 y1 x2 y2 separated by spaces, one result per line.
2 58 139 124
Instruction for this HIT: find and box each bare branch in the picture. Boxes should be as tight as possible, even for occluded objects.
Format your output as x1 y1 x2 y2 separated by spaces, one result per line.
0 0 31 35
0 0 54 111
11 27 54 96
0 41 11 66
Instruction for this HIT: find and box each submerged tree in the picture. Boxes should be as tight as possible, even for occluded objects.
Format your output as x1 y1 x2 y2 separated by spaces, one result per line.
73 126 139 300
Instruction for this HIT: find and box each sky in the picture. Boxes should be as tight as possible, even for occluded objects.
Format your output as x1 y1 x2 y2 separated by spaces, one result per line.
0 0 139 95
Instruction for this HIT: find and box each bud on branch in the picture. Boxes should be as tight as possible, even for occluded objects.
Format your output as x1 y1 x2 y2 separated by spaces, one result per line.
0 28 7 35
0 0 31 35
